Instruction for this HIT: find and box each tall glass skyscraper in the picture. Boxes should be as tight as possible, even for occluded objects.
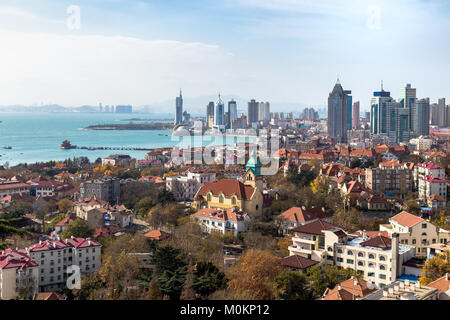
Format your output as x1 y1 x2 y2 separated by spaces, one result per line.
327 79 350 143
228 99 237 128
415 98 430 136
175 90 183 125
214 94 224 126
399 84 416 132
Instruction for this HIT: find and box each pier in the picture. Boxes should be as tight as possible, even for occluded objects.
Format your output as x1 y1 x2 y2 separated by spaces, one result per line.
60 140 153 151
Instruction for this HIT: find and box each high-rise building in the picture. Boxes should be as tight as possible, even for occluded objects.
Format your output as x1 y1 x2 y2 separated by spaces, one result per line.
371 84 410 144
228 99 237 128
99 103 102 113
399 84 416 130
214 94 224 126
327 79 350 143
206 101 214 128
301 108 319 120
438 98 446 127
352 101 360 129
175 90 183 125
247 99 259 127
344 90 353 130
257 102 270 121
414 98 430 136
430 103 439 125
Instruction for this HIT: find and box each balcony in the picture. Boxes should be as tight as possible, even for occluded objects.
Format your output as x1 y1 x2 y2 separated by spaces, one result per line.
288 245 312 256
292 236 315 245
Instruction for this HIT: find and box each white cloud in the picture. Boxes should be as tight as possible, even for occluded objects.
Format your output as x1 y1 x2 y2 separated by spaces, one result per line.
0 29 238 106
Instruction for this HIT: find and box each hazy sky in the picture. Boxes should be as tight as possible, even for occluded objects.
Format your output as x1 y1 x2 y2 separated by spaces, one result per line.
0 0 449 111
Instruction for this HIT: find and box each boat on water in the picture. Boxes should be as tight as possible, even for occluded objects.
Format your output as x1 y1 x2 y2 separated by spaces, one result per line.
3 146 12 149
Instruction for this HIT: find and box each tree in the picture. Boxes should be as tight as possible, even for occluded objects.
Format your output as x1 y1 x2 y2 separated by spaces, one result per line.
180 271 197 300
135 197 154 218
226 249 283 300
277 235 293 257
57 198 73 213
273 270 310 300
0 218 28 246
192 261 227 298
306 265 359 298
151 245 186 274
310 176 329 195
331 207 364 233
61 219 95 239
158 267 187 300
405 199 421 215
420 250 450 285
147 278 162 300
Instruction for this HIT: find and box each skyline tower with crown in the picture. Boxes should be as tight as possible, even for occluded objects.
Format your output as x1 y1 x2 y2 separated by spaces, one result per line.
174 89 183 125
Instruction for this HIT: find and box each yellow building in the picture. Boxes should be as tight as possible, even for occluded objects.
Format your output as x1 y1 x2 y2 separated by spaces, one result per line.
193 169 264 217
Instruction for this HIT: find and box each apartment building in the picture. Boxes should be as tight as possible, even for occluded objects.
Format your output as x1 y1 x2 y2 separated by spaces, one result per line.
0 249 39 300
365 161 413 198
276 206 332 235
0 182 31 199
74 198 133 229
28 237 101 292
362 279 439 300
165 171 216 201
288 220 416 288
418 176 447 201
193 207 250 236
379 211 450 258
79 178 120 204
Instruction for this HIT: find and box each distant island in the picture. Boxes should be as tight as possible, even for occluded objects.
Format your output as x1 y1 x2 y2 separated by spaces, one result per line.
83 123 174 130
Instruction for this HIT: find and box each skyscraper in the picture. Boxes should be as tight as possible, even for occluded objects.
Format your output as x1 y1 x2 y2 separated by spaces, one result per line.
352 101 360 129
414 98 430 136
430 103 439 125
327 79 350 143
344 90 352 130
370 84 395 135
247 99 259 127
206 101 214 128
175 90 183 125
399 84 416 130
214 94 224 126
438 98 446 127
228 99 237 128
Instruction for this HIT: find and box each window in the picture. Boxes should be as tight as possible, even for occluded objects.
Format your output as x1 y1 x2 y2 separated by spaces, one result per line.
379 256 386 261
347 250 353 255
368 263 375 268
357 270 364 275
219 195 224 203
347 259 354 264
358 252 364 257
369 254 375 259
358 261 364 266
368 272 375 277
379 274 386 279
207 194 212 201
231 197 236 205
327 247 333 252
337 249 343 254
422 223 427 229
412 239 416 244
380 265 386 270
337 257 343 262
421 232 427 236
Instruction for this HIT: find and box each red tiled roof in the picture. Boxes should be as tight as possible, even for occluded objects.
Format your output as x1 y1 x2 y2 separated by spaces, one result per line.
34 292 66 300
292 219 339 235
0 249 38 269
281 255 319 270
29 237 100 252
426 274 450 294
195 179 255 200
277 207 330 223
322 277 376 300
390 211 424 227
144 229 171 241
193 207 248 222
360 235 391 249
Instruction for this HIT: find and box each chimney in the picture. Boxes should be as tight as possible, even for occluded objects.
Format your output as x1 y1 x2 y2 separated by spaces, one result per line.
362 230 367 240
337 285 342 290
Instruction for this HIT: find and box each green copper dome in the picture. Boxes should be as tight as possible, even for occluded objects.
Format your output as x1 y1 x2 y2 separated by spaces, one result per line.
246 149 261 176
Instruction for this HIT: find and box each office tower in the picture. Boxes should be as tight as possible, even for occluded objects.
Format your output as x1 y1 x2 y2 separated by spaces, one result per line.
99 103 102 113
111 105 115 113
175 90 183 125
430 103 439 125
447 105 450 127
264 102 271 121
344 90 352 130
206 101 214 128
257 102 270 121
352 101 360 129
399 84 416 130
247 99 259 126
371 84 409 143
228 99 237 128
214 94 224 126
438 98 446 127
327 79 350 143
414 98 430 136
115 105 132 113
105 105 110 113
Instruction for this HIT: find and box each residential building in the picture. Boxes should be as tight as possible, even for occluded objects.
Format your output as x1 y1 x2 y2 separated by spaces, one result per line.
409 135 433 151
362 279 439 300
0 249 39 300
288 220 416 288
320 277 376 300
193 207 250 236
419 175 447 201
438 98 446 127
379 211 450 257
276 206 332 235
101 154 132 167
0 182 31 199
280 255 319 273
165 171 216 201
79 178 120 204
28 237 101 292
365 162 413 198
27 176 73 198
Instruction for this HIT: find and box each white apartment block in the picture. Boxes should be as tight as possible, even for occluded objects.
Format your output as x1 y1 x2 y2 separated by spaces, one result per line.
418 176 447 201
166 171 215 201
288 220 416 288
0 182 31 199
27 237 101 292
193 207 250 236
0 249 39 300
379 211 449 258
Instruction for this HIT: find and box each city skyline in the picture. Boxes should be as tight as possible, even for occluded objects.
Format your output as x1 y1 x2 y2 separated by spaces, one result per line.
0 0 450 108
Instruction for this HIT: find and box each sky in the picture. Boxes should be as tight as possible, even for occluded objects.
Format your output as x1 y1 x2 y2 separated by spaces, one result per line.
0 0 449 111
